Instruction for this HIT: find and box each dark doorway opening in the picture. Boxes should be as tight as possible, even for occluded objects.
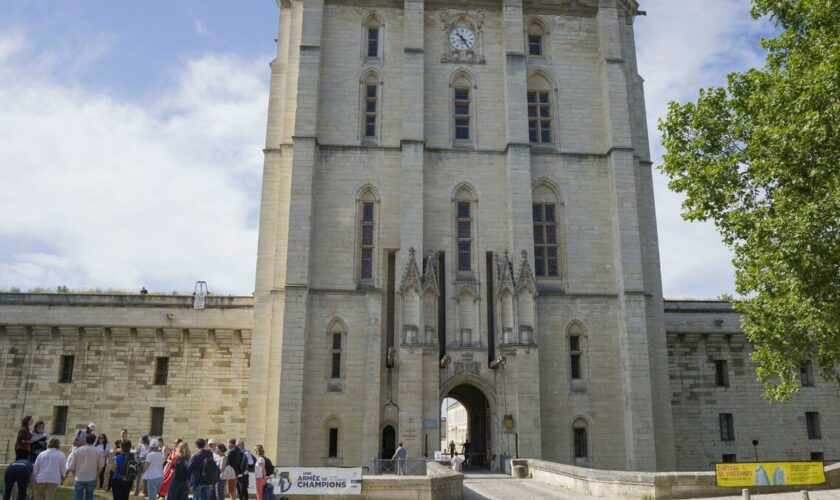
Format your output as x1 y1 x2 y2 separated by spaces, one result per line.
381 425 396 459
441 383 491 469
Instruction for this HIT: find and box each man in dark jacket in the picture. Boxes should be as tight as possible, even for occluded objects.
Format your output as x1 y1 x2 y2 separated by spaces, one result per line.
3 458 34 500
226 439 248 500
187 439 215 500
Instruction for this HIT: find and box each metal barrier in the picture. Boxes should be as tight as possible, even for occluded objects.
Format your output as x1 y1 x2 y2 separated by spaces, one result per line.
370 458 427 475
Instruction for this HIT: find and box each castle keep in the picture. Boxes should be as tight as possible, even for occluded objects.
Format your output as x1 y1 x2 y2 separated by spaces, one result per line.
0 0 837 473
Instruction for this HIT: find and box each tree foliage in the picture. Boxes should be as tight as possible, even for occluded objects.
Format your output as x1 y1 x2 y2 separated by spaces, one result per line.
658 0 839 400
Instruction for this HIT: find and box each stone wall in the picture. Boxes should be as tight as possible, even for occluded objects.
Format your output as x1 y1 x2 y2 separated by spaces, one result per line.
0 293 253 462
665 300 840 470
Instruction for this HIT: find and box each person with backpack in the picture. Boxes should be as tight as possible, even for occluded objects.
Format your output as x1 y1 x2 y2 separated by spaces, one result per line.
186 439 216 500
253 445 266 500
225 440 247 500
165 443 190 500
110 441 136 500
67 434 102 500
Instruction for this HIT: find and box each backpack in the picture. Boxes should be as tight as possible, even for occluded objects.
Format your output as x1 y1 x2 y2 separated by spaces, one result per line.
263 457 274 477
200 455 220 485
243 451 254 473
121 453 138 483
263 482 277 500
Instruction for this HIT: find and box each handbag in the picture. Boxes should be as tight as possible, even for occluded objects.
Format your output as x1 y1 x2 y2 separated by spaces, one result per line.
220 465 236 480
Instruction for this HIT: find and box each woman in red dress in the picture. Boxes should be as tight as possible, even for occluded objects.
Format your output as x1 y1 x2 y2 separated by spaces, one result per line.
158 439 182 498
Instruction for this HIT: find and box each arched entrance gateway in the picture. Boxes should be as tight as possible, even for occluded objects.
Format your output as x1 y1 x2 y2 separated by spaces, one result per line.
440 376 498 470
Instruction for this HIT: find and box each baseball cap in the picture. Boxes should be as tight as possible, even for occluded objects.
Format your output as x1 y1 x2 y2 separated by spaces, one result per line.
150 439 160 448
208 439 216 445
88 423 96 430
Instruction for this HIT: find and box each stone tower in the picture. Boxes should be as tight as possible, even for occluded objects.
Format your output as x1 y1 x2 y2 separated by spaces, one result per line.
248 0 675 471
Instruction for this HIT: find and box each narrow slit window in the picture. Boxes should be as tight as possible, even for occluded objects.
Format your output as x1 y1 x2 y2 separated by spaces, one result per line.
532 203 559 277
454 87 471 141
800 360 814 387
364 84 377 137
719 413 735 441
328 428 339 458
714 360 729 387
361 201 375 279
570 336 581 380
59 355 74 384
53 406 68 435
573 420 588 459
331 333 342 378
806 412 821 439
154 357 169 385
150 407 165 436
367 28 379 57
456 201 472 272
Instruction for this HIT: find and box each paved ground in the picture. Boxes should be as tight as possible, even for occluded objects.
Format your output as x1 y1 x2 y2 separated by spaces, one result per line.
461 473 840 500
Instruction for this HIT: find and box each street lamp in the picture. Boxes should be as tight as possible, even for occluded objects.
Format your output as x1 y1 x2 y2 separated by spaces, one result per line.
752 439 759 462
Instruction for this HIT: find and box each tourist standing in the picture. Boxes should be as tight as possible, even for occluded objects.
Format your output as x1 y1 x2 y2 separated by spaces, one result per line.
391 443 407 475
165 443 190 500
448 441 456 460
253 445 266 500
134 435 150 497
187 439 215 500
96 434 112 490
110 440 135 500
143 439 164 500
462 440 471 467
226 440 247 500
71 424 97 454
69 434 104 500
213 444 230 500
159 439 182 499
30 421 48 462
3 458 34 500
32 439 66 500
15 416 33 461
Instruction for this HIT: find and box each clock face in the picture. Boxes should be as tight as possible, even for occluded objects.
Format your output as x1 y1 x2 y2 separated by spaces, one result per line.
449 27 477 50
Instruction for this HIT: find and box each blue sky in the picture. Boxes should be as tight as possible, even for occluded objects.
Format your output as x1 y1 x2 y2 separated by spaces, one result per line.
0 1 773 297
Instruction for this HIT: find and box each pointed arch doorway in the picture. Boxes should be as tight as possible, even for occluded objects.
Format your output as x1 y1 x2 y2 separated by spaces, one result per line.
381 425 396 459
441 379 494 470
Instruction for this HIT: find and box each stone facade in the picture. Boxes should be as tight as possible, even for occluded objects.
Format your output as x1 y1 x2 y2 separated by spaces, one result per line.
1 0 838 474
250 0 672 472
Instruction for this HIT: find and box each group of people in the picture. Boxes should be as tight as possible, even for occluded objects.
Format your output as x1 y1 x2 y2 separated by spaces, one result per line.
6 418 275 500
446 439 471 472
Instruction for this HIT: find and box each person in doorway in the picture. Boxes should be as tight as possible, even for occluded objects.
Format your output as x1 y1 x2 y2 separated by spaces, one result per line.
391 443 407 475
3 457 34 500
461 440 471 468
447 441 456 460
68 434 102 500
32 439 65 500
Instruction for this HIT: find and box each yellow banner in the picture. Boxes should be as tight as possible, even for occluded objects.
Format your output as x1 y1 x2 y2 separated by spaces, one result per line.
715 462 825 487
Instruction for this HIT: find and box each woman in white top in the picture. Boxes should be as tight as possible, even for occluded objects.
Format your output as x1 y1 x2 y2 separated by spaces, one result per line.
213 444 229 500
95 434 112 490
32 438 66 500
253 445 266 500
142 439 165 500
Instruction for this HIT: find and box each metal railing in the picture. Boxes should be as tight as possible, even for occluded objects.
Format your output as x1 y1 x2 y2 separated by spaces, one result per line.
370 458 427 476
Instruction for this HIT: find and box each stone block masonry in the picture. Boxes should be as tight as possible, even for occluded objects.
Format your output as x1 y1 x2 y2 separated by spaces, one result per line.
0 293 252 462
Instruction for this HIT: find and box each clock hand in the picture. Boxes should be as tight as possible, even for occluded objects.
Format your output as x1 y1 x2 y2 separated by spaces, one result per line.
458 34 468 45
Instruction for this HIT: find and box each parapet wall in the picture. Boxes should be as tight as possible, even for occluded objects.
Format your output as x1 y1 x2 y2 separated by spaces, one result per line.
523 458 840 499
0 293 254 461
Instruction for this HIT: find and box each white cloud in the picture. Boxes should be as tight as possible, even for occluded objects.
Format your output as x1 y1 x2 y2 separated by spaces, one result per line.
636 0 772 298
0 29 268 294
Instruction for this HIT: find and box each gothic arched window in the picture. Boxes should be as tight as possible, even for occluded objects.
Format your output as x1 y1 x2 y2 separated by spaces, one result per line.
360 71 381 141
451 72 475 144
526 19 548 57
364 13 382 60
532 182 562 278
356 186 380 283
453 184 477 273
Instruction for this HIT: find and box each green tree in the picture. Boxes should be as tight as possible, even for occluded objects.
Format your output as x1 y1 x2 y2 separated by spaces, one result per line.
658 0 839 400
